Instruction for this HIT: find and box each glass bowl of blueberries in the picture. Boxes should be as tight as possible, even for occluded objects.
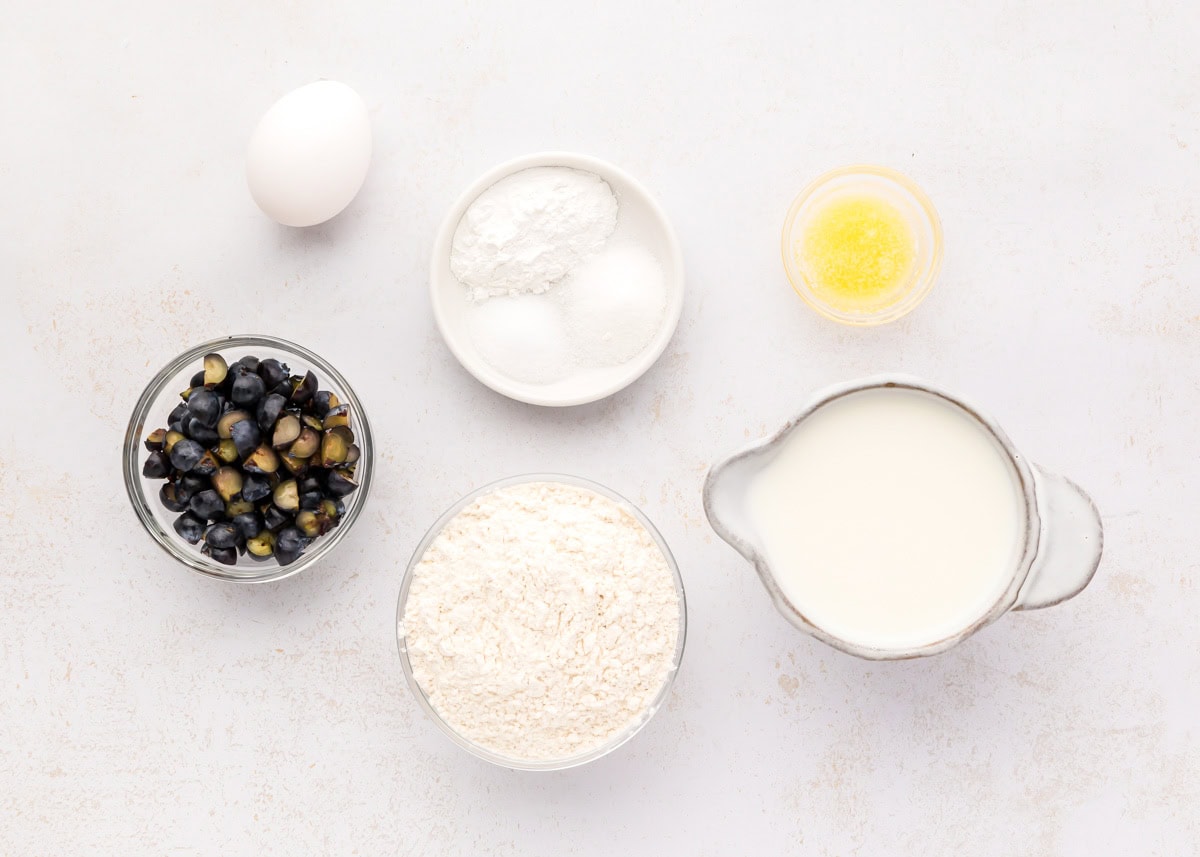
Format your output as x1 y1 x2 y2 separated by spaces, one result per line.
123 334 373 582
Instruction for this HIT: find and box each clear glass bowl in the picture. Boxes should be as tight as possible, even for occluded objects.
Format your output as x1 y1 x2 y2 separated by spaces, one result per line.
781 164 944 325
122 334 374 583
395 474 688 771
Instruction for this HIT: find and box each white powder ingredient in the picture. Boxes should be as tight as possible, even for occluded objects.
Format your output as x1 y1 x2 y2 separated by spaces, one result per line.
400 481 681 763
450 167 618 301
559 242 667 366
466 243 670 383
466 296 572 385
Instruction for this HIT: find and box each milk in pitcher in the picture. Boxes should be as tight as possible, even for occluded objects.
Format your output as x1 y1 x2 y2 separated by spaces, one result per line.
745 387 1025 650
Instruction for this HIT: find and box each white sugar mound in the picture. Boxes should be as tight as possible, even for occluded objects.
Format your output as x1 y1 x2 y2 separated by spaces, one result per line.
467 296 572 385
559 243 667 366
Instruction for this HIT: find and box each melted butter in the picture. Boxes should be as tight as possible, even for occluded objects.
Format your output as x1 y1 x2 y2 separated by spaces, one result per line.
796 194 917 311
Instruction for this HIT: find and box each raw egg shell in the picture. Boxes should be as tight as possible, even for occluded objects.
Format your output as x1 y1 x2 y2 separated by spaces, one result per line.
246 80 371 227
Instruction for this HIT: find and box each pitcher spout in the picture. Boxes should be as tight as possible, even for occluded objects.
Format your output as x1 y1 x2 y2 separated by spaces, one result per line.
702 441 772 565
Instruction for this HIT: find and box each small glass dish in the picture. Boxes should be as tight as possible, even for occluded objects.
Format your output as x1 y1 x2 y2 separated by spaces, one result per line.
122 334 374 583
781 164 944 326
395 474 688 771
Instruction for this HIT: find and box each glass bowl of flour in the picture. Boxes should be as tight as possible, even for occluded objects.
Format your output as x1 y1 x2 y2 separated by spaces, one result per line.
430 152 685 407
396 474 687 770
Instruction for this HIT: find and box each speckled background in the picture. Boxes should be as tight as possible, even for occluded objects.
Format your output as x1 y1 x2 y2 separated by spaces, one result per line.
2 1 1198 854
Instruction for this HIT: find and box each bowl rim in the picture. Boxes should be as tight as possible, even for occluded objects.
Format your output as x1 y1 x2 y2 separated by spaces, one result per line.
429 151 685 407
780 163 944 326
122 333 374 584
395 473 688 770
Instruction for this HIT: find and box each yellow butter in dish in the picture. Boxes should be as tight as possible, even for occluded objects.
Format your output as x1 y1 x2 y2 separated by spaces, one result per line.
782 165 943 326
797 194 917 311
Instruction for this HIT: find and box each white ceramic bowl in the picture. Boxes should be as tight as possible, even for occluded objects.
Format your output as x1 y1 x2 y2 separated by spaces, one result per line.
430 152 685 407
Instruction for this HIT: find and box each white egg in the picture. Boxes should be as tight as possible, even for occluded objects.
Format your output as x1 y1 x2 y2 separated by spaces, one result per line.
245 80 371 227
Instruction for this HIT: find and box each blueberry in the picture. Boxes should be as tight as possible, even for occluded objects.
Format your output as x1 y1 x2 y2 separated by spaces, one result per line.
289 371 318 405
237 355 260 374
295 510 323 538
144 428 167 452
241 445 279 475
277 526 306 547
271 414 301 448
168 439 205 472
246 531 276 559
184 416 219 446
204 521 241 550
187 390 221 427
256 393 287 432
257 358 288 390
175 474 207 505
325 469 358 497
230 419 262 459
272 479 300 512
311 390 339 418
231 372 266 406
299 491 323 511
231 512 261 541
299 477 321 494
263 505 290 532
191 450 219 476
173 513 205 544
224 498 254 518
203 544 238 565
159 482 188 513
188 489 225 521
241 474 271 503
142 451 171 479
197 352 227 385
212 466 243 502
190 370 206 388
275 526 306 565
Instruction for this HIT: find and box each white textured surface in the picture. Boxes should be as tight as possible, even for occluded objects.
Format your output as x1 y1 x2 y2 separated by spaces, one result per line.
2 1 1197 854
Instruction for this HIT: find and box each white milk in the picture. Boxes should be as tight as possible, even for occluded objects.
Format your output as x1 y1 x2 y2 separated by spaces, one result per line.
745 387 1025 650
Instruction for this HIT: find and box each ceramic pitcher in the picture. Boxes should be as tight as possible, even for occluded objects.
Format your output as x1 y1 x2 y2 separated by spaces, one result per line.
703 375 1104 660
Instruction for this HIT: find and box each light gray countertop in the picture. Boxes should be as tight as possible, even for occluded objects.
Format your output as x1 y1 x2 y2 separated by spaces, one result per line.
3 1 1197 854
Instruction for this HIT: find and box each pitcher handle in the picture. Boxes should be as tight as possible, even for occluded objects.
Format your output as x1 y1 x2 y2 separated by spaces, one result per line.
1013 465 1104 610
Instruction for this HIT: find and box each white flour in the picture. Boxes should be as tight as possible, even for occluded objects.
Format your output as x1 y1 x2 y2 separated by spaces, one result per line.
400 481 681 763
450 167 618 301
